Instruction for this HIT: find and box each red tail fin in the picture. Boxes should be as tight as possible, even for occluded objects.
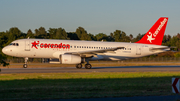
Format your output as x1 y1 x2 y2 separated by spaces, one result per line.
136 17 168 45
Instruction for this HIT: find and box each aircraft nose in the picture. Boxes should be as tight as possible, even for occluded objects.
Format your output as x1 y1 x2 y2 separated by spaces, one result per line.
2 47 9 55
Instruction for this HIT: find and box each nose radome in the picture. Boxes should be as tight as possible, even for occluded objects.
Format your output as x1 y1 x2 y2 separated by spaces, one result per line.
2 47 8 54
2 47 5 54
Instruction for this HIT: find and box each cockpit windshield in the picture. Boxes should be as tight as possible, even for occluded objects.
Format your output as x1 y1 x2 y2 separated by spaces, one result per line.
9 43 19 46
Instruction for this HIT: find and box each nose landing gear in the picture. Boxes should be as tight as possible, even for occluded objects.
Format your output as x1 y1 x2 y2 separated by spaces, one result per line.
23 57 28 68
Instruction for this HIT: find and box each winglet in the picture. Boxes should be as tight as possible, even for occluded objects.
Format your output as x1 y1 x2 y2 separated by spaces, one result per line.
136 17 168 45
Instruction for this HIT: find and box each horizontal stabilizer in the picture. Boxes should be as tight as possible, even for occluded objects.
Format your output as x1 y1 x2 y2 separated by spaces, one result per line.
149 47 170 51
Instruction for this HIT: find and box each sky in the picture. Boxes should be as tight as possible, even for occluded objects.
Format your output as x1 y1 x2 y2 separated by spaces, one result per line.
0 0 180 36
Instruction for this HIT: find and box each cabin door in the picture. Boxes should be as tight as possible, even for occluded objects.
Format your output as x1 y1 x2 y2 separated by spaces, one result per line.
25 40 30 51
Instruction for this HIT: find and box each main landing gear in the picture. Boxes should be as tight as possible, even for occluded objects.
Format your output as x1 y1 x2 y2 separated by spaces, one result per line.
23 57 28 68
76 63 92 69
76 59 92 69
76 64 82 69
85 64 92 69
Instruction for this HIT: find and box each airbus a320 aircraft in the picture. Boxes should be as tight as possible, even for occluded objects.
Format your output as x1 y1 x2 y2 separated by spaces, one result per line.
2 17 169 69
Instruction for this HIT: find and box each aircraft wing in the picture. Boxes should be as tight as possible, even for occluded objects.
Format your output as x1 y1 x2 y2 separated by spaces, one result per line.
65 47 124 58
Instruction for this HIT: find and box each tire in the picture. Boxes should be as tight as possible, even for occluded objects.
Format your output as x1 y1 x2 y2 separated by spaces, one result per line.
85 64 92 69
76 64 82 69
23 64 27 68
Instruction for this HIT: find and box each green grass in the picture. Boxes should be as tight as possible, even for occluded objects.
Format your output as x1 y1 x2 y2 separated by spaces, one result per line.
0 72 180 100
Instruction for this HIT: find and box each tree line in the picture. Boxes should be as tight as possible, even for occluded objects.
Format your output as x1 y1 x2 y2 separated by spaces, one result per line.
0 26 180 66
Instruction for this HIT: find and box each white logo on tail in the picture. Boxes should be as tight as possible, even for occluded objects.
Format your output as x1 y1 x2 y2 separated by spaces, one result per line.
147 18 167 43
147 32 155 43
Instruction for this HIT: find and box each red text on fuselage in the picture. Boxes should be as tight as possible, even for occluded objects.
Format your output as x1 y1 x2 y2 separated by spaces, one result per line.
31 41 70 49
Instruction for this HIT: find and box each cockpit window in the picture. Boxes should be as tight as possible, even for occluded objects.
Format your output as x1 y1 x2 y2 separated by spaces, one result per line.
9 43 19 46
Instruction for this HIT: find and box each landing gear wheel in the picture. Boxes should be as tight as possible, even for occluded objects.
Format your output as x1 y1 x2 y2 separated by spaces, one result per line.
23 57 28 68
85 64 92 69
23 64 27 68
76 64 82 69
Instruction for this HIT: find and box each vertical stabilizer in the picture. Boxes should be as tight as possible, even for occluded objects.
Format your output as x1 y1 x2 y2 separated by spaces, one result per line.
136 17 168 45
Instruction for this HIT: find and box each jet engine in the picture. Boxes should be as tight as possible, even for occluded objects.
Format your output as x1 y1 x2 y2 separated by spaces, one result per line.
59 54 81 64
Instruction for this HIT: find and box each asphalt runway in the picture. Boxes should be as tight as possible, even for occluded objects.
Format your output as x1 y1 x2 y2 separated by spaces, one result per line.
1 65 180 74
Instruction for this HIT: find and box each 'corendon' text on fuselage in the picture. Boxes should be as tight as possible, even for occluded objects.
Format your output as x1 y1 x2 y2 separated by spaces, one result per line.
31 41 70 49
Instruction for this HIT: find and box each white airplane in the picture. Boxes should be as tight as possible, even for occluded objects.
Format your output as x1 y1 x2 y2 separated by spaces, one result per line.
2 17 169 69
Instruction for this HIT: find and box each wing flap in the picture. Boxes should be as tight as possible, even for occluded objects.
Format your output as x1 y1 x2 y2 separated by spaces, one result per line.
65 47 124 57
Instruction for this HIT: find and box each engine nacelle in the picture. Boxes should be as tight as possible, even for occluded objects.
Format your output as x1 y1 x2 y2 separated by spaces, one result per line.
60 54 81 64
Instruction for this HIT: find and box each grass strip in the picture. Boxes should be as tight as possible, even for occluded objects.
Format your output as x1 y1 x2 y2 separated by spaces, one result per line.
0 72 180 100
